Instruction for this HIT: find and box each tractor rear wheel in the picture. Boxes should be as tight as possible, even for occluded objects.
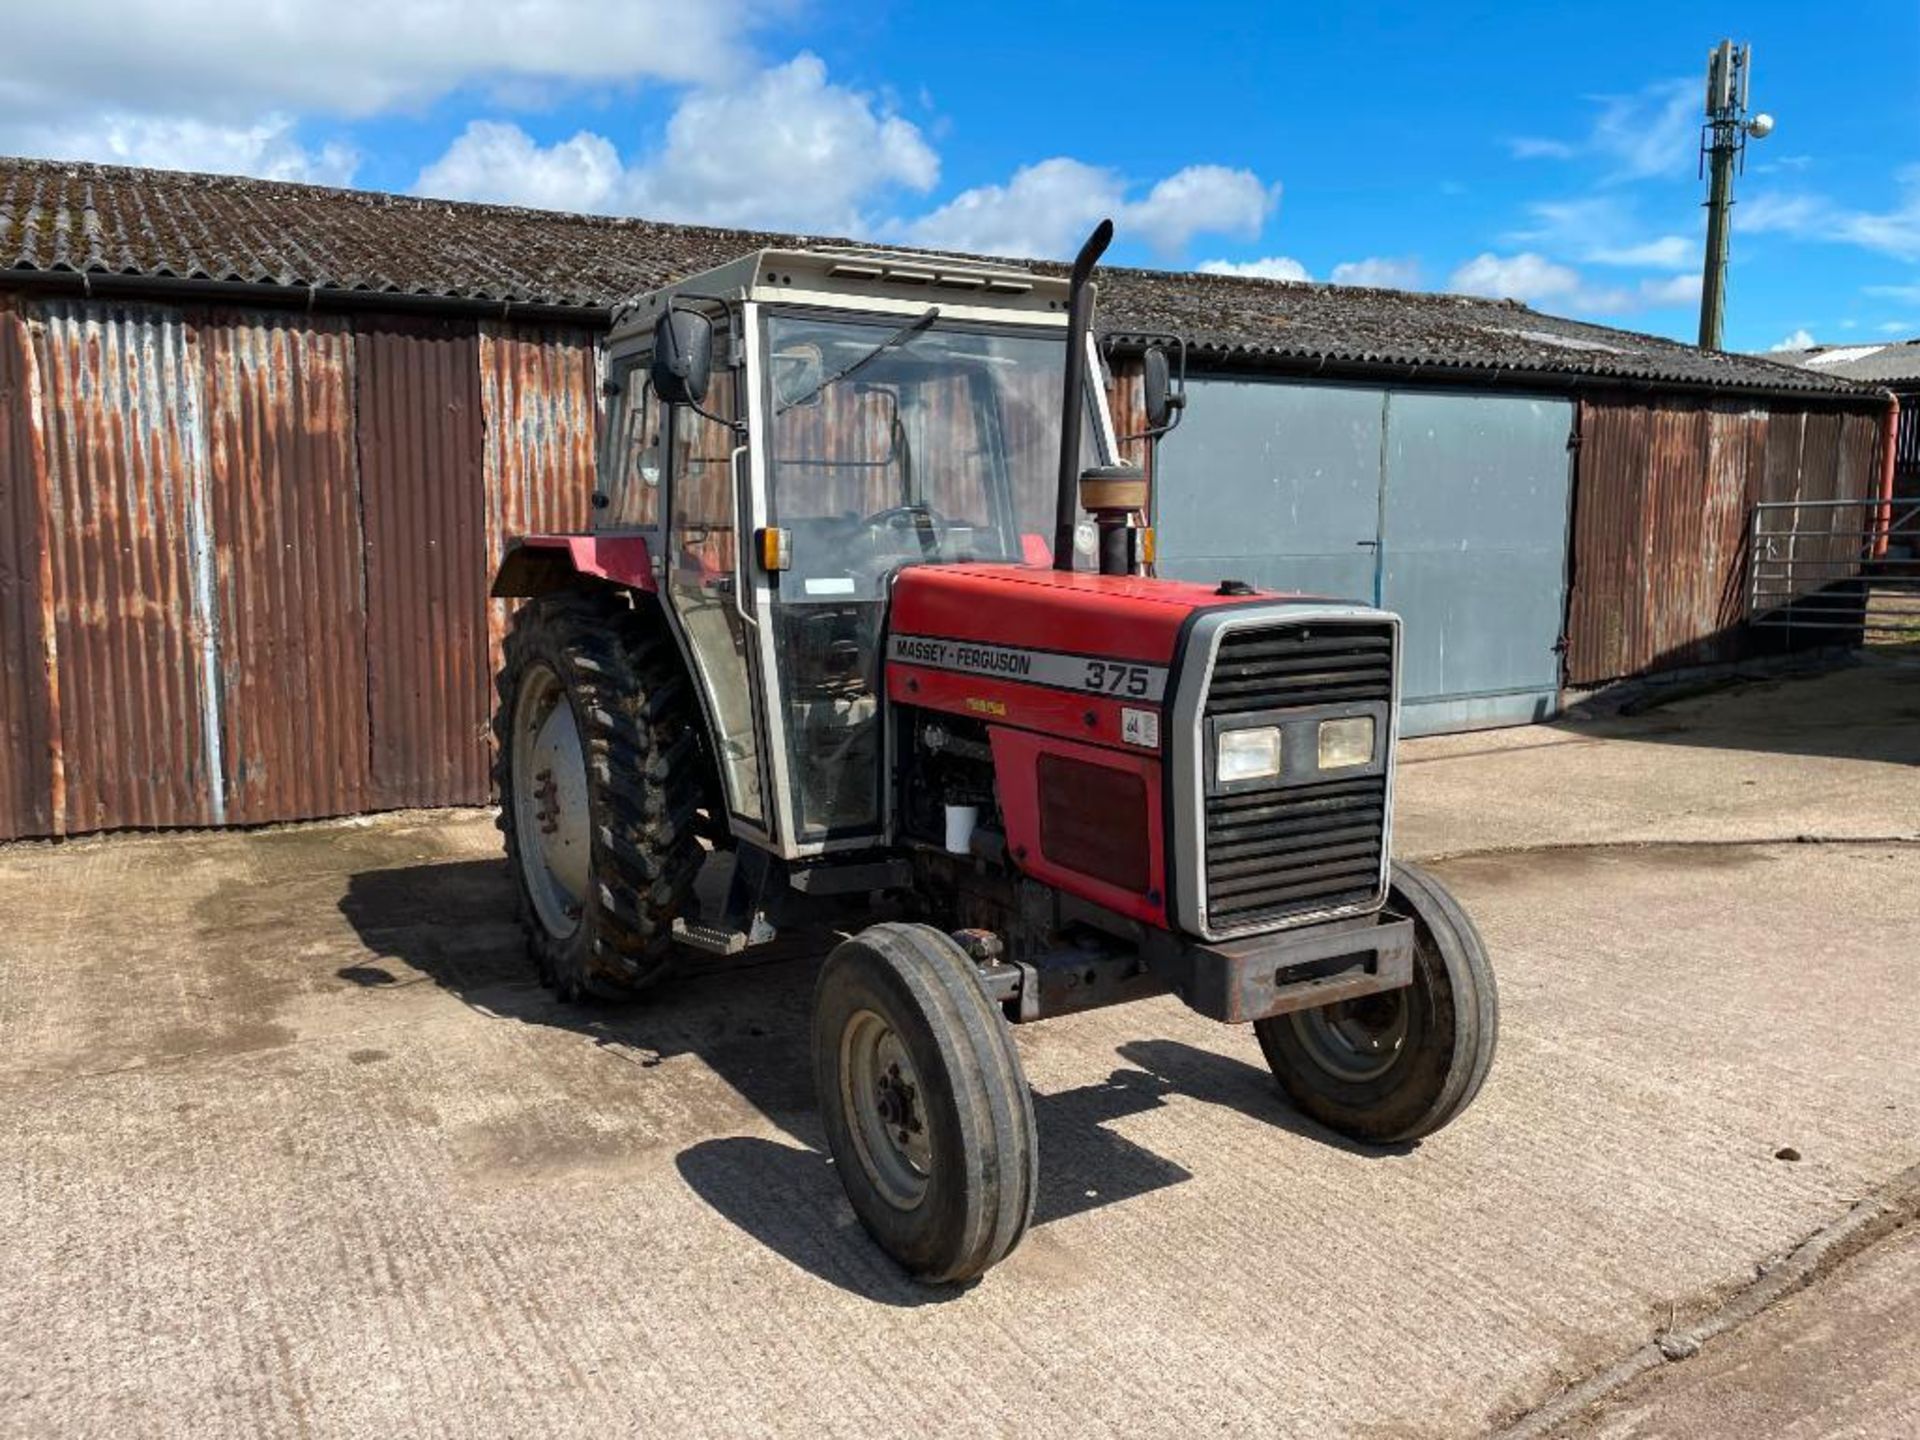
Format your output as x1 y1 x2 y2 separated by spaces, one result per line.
1255 861 1497 1144
812 922 1037 1285
493 588 705 1002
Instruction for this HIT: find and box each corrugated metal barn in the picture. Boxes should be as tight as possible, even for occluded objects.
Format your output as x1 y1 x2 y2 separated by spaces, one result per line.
0 157 1890 839
1105 279 1892 733
1771 339 1918 545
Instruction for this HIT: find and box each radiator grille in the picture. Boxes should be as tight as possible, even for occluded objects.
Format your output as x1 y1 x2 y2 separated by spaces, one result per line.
1204 626 1394 717
1201 623 1393 931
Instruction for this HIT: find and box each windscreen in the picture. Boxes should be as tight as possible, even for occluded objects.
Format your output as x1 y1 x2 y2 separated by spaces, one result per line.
762 312 1093 600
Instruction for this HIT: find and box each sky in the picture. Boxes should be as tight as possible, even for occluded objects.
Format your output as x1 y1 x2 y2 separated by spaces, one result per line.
2 1 1916 353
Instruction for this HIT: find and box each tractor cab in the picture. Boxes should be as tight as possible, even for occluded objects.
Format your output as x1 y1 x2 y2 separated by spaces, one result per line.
590 247 1124 857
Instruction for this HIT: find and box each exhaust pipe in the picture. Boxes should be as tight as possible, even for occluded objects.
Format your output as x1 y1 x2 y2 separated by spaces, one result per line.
1054 219 1114 571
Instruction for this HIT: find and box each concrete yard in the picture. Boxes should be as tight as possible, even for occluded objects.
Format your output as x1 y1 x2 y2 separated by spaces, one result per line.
1551 1220 1920 1439
2 659 1917 1438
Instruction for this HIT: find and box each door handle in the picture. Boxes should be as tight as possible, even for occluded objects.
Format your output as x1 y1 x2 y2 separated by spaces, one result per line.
1355 539 1379 550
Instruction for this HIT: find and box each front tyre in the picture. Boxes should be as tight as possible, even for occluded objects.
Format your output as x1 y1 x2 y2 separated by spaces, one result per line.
1255 861 1497 1144
493 589 705 1002
812 923 1037 1285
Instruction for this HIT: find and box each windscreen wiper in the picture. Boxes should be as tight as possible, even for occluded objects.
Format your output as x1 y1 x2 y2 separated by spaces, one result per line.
776 306 940 414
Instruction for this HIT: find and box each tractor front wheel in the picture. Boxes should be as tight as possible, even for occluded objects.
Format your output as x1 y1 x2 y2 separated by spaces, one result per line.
812 923 1037 1285
1255 861 1497 1144
493 589 705 1002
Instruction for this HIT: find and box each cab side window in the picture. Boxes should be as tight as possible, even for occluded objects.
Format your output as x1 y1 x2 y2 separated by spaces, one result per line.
672 368 739 574
600 359 663 529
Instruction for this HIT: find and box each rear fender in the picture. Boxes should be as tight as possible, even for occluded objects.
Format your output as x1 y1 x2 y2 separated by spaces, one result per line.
491 534 658 598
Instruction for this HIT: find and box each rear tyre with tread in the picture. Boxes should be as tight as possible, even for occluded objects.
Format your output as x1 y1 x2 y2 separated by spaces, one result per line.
813 922 1037 1285
493 588 706 1002
1255 860 1497 1144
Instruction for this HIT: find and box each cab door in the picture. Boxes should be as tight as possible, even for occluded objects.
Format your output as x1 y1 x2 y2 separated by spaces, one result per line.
658 340 770 831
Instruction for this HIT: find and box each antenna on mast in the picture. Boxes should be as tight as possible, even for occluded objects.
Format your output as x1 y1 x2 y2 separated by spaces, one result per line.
1698 40 1774 350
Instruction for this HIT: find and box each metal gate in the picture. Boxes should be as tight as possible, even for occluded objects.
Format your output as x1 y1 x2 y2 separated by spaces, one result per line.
1748 497 1920 640
1154 376 1575 736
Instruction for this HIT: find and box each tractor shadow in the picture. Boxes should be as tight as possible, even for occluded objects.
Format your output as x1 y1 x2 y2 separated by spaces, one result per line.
338 853 1397 1305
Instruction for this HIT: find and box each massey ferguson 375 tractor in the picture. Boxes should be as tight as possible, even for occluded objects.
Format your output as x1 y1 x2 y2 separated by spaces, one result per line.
491 220 1497 1283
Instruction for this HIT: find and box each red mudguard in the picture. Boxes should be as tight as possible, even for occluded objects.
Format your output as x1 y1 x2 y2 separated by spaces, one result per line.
490 534 657 598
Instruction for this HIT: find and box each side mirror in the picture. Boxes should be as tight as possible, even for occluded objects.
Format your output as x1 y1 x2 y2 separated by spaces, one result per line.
651 308 714 405
1142 345 1185 432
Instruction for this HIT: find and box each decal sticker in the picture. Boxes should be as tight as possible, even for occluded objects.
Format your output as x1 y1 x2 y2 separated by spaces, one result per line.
1121 707 1161 749
889 634 1168 702
963 697 1009 716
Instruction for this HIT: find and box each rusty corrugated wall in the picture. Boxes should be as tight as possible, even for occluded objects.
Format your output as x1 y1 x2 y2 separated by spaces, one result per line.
479 321 599 683
1565 394 1887 685
30 299 223 831
0 282 1893 838
201 310 371 823
1108 358 1150 472
1893 391 1920 540
0 295 610 839
0 295 55 839
357 316 490 811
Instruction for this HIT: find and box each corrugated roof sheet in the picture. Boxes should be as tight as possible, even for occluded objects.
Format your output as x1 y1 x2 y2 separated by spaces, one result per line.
1094 268 1868 396
1766 340 1920 386
0 154 1876 398
0 155 800 309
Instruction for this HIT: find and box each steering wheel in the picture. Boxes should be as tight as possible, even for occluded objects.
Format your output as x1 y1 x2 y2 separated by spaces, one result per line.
859 503 949 553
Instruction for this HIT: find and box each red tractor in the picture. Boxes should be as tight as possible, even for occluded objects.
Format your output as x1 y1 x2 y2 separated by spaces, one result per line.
491 221 1497 1283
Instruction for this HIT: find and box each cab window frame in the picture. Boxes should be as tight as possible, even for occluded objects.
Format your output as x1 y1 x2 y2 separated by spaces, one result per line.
594 349 666 533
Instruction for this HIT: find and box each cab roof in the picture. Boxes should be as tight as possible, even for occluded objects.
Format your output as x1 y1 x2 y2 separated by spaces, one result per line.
609 246 1074 343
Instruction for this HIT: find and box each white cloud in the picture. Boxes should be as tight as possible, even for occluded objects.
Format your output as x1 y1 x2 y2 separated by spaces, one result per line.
1509 137 1578 161
903 159 1117 258
1512 197 1696 270
1502 79 1699 184
1197 256 1310 282
1590 80 1698 182
3 4 1281 266
416 123 626 213
0 1 759 125
1740 171 1920 263
1591 235 1694 268
0 0 764 199
1836 194 1920 262
2 112 357 184
1124 166 1275 255
905 158 1275 261
1450 252 1593 305
415 54 939 233
1878 320 1916 334
1636 273 1701 306
1770 328 1816 351
1329 256 1422 289
626 53 938 230
1449 251 1701 317
1738 191 1828 235
1065 248 1412 288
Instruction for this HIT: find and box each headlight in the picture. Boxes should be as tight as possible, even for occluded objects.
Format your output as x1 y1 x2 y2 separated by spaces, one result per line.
1317 715 1375 770
1216 726 1282 783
